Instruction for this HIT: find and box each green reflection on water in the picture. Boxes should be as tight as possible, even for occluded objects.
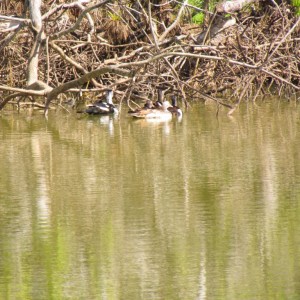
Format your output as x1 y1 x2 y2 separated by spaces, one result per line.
1 101 300 299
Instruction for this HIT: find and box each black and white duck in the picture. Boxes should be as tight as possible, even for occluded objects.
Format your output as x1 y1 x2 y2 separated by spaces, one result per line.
85 89 118 115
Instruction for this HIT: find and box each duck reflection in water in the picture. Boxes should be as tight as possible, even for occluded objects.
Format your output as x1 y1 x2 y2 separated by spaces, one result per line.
99 115 117 136
86 113 117 136
85 89 118 115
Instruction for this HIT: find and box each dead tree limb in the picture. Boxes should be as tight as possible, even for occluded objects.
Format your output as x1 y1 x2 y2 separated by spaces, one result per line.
216 0 257 13
44 66 134 114
49 41 102 87
50 0 110 40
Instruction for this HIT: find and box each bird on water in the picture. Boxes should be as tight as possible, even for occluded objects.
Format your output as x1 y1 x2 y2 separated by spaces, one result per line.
85 89 118 115
168 95 183 117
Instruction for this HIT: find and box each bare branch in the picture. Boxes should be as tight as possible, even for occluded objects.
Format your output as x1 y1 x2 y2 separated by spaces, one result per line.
159 0 188 42
49 41 101 87
45 66 134 113
50 0 110 40
0 85 46 95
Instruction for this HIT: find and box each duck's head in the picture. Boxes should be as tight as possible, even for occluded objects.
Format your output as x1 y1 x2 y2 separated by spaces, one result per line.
106 89 114 104
144 100 154 109
171 95 177 107
169 95 183 117
157 87 165 102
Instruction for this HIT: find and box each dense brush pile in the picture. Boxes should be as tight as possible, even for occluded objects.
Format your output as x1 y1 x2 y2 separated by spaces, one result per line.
0 1 299 112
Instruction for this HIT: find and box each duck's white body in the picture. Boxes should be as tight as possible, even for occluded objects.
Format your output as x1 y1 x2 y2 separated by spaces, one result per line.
130 101 173 120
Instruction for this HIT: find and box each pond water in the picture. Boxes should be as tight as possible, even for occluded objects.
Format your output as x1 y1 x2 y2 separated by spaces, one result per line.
1 100 300 299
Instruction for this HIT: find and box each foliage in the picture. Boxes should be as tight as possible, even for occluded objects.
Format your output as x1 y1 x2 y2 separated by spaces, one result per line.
107 11 121 22
192 12 205 24
188 0 205 24
188 0 203 7
292 0 300 15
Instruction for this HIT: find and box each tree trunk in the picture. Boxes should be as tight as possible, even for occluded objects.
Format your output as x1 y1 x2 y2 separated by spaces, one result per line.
27 0 44 85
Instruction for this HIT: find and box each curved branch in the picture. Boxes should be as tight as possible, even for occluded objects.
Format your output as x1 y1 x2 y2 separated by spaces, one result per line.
0 85 46 95
45 66 134 113
0 86 46 110
49 41 101 87
50 0 110 40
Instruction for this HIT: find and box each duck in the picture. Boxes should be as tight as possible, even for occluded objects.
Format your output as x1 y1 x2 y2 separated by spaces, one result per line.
153 88 164 108
85 89 118 115
127 87 165 115
128 100 155 114
168 95 183 117
129 100 173 120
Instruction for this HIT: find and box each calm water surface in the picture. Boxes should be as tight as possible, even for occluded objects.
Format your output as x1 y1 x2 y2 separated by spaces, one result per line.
1 100 300 299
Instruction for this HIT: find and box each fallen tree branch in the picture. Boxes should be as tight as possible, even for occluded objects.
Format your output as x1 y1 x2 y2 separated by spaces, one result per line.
49 41 101 87
45 65 134 114
0 85 46 95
